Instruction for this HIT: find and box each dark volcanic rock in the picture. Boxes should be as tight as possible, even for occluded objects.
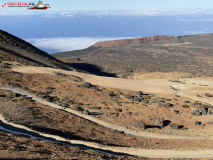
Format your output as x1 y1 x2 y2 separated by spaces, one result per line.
134 97 140 102
134 121 146 129
83 82 92 88
195 121 201 125
163 103 173 108
127 94 134 99
191 110 201 116
198 106 207 115
83 110 90 115
108 91 116 97
205 93 212 97
184 100 190 103
170 123 179 129
136 91 143 96
154 118 164 128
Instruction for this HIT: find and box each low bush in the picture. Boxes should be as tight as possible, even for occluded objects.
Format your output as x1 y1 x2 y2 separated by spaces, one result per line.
114 107 122 112
72 106 83 111
181 127 188 130
203 104 211 108
90 106 101 110
20 98 32 103
6 93 13 98
182 104 189 108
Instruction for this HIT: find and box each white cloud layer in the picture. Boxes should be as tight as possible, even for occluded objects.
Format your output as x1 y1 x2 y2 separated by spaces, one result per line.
2 8 213 17
183 30 208 35
180 19 213 22
25 37 133 52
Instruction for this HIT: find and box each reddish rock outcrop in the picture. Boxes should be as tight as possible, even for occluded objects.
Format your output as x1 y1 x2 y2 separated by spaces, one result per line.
93 35 176 48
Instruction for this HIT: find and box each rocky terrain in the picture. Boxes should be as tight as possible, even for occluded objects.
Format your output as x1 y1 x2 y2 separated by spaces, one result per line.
2 31 213 159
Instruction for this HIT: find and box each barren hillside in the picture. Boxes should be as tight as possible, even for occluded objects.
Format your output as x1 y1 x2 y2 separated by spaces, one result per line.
53 34 213 78
0 29 73 71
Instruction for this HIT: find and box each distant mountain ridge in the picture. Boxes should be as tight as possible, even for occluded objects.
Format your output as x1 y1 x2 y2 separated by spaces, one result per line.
52 33 213 78
93 35 176 48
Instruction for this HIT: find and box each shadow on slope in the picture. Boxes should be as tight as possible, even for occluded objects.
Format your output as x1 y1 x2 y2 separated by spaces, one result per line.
67 63 117 77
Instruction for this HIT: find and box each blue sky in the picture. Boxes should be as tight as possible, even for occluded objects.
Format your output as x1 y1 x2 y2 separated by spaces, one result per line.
1 0 213 53
1 0 213 11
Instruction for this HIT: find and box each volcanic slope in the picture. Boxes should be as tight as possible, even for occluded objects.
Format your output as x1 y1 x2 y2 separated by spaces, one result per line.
0 29 73 71
52 34 213 78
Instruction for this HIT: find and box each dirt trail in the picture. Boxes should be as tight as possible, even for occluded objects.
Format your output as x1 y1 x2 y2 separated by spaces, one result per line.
11 66 175 96
1 100 213 158
0 85 206 140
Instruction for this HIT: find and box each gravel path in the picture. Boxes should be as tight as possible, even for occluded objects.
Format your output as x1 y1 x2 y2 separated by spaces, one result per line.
1 85 213 158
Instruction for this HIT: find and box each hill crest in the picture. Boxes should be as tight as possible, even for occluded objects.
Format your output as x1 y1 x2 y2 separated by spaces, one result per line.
93 35 176 48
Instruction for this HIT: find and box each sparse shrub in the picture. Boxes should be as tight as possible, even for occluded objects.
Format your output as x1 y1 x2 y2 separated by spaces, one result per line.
20 98 32 103
90 106 101 110
12 78 18 81
28 89 34 93
174 110 179 114
181 127 188 130
62 103 69 107
72 106 83 111
203 104 211 108
53 96 60 101
23 87 29 91
182 104 189 108
76 94 83 97
45 87 52 90
141 99 149 104
104 107 110 109
45 97 52 102
114 107 122 112
123 102 129 104
6 93 13 98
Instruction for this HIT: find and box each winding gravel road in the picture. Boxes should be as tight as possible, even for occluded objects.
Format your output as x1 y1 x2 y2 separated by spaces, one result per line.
1 85 213 158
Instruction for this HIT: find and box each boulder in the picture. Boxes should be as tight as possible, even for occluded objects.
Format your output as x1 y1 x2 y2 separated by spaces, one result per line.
154 118 164 128
83 110 90 115
205 93 212 97
83 82 92 88
174 94 179 97
191 110 201 116
134 97 140 102
127 94 134 99
195 121 201 125
134 121 146 129
163 103 173 108
108 91 116 97
115 112 119 117
170 123 179 129
174 110 179 114
127 112 132 116
184 100 190 103
136 91 143 96
198 106 207 115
